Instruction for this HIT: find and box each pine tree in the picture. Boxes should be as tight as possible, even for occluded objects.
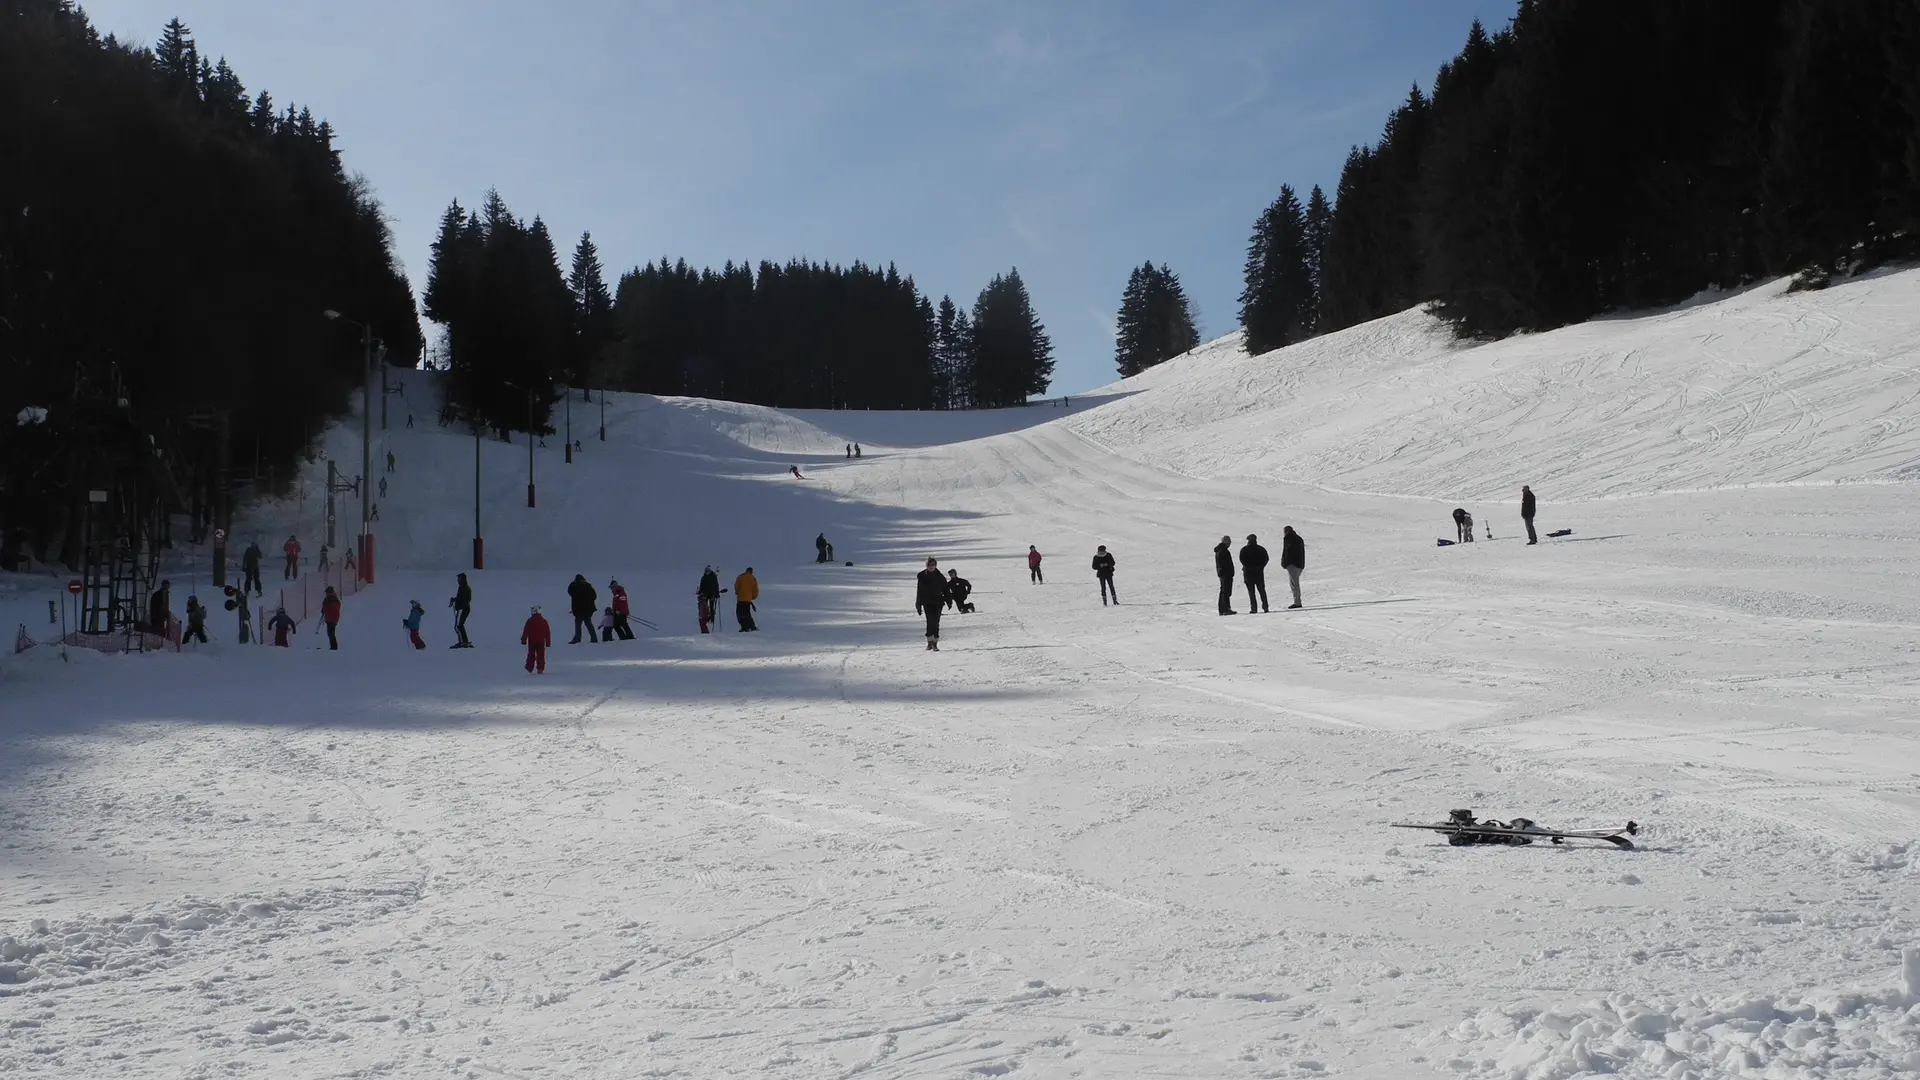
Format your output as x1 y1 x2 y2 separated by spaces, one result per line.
1240 186 1314 354
1116 263 1200 377
567 232 617 392
1303 186 1332 328
965 269 1052 407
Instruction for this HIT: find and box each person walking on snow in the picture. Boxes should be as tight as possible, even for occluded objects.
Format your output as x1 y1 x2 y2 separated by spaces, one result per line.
916 558 950 650
1028 545 1043 583
609 579 635 640
734 568 760 631
567 574 599 643
1521 485 1538 545
697 566 722 633
268 606 296 647
521 606 552 674
1239 534 1270 613
317 544 330 572
845 444 851 459
378 476 388 499
183 595 209 644
386 450 396 473
1452 508 1475 544
449 573 473 647
946 568 974 613
148 579 172 633
403 600 427 649
1092 545 1118 606
321 586 342 650
1214 536 1237 615
242 539 264 596
283 534 301 579
1280 526 1306 609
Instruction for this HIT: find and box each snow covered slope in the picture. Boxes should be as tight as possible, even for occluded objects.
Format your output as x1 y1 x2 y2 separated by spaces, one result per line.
4 269 1920 1079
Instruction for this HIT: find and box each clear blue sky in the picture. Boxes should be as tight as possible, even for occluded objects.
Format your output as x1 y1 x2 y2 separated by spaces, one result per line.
81 0 1513 395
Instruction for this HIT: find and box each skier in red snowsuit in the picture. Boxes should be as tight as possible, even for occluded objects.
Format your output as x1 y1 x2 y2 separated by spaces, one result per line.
521 606 552 674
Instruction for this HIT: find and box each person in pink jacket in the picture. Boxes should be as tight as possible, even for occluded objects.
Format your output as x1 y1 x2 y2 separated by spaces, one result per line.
1027 545 1043 584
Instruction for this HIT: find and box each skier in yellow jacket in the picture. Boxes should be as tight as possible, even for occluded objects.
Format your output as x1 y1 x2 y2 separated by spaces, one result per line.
733 568 760 632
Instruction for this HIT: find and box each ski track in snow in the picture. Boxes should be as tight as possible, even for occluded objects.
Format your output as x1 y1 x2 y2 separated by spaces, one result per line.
4 270 1920 1077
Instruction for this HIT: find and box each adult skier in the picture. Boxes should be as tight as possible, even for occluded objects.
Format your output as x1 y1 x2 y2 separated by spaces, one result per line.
916 557 950 650
148 580 172 633
1239 534 1270 613
1213 536 1236 615
946 568 974 612
789 465 806 479
1027 545 1043 583
449 572 473 647
697 565 722 633
567 574 599 643
321 586 342 650
733 567 760 631
268 606 297 647
1280 525 1306 609
1091 545 1117 606
283 534 301 579
183 595 209 644
609 579 635 640
1521 485 1538 545
403 600 427 649
1452 508 1475 544
242 539 264 596
521 605 551 674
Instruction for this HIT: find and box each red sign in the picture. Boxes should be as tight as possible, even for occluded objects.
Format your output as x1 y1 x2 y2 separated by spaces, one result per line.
67 579 83 595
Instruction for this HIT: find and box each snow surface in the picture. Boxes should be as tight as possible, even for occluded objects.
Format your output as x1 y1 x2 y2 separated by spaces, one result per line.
5 269 1920 1078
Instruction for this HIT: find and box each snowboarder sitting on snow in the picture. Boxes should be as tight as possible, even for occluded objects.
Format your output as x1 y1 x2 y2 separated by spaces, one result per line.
946 569 974 613
1092 545 1117 606
269 606 297 647
1452 508 1475 544
916 558 950 650
522 606 551 673
567 574 599 643
403 600 427 649
697 565 722 634
734 568 760 632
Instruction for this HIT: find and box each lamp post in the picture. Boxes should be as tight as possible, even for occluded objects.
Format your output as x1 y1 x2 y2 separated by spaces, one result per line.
564 386 573 464
599 387 606 441
323 309 377 583
472 419 484 569
503 381 536 507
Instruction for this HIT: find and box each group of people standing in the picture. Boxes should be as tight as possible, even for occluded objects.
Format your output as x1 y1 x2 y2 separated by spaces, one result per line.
1453 486 1541 545
1213 529 1305 614
696 565 759 634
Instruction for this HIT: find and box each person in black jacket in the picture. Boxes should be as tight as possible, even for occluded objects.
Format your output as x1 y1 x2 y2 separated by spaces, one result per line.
1280 526 1306 609
567 573 599 643
946 569 974 613
697 565 722 633
1239 534 1270 613
1452 508 1475 544
915 558 951 650
449 572 473 648
1213 536 1236 615
1091 545 1117 605
1521 485 1537 545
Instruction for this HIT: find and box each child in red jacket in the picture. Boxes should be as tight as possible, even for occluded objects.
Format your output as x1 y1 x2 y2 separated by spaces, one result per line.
521 605 552 674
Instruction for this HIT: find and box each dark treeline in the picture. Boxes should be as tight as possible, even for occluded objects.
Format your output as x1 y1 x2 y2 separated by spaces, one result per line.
425 198 1059 424
0 3 421 567
1114 263 1200 378
1241 0 1920 350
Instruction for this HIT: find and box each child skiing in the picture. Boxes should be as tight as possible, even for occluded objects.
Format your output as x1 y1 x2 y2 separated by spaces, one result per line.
403 600 427 649
321 586 342 650
269 606 296 647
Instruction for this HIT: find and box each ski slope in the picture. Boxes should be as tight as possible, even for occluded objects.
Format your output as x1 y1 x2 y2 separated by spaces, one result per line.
5 269 1920 1079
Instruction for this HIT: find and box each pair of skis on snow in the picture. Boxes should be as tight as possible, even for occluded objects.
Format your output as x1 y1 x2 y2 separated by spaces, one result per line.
1392 811 1640 849
1437 529 1573 547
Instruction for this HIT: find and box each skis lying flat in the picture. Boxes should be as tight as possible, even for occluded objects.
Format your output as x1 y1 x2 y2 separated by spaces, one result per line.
1392 820 1640 850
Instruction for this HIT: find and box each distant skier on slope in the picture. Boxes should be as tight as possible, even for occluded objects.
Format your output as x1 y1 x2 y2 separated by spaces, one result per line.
183 596 209 644
1091 545 1117 606
916 558 950 650
697 566 722 633
1280 525 1306 609
1214 536 1236 615
567 574 599 643
946 568 974 613
521 605 551 674
790 465 806 479
283 534 302 579
733 568 760 631
1028 545 1044 583
1239 534 1270 614
1452 508 1475 544
1521 485 1538 545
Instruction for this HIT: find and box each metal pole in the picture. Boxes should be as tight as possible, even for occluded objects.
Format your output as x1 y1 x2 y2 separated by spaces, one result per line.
474 424 484 569
526 387 536 508
360 325 374 583
599 389 605 441
381 351 389 430
565 390 572 463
